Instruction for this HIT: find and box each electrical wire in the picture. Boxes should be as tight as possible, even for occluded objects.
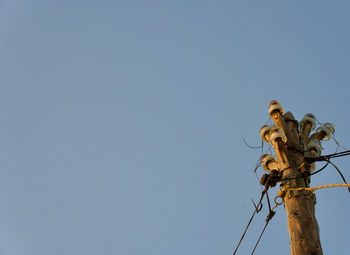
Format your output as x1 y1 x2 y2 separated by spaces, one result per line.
279 149 350 182
250 212 274 255
310 150 350 162
315 117 350 151
309 162 329 176
232 187 267 255
250 190 277 255
235 119 350 254
327 160 350 193
278 162 329 182
242 138 263 149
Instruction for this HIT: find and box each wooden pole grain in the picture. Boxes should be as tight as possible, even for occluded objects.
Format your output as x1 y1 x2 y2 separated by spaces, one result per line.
270 109 323 255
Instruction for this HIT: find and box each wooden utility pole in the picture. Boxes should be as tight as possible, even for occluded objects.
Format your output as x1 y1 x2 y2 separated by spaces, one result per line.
259 101 334 255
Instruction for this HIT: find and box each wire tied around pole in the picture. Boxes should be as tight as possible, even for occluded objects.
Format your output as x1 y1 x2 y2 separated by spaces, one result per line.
287 183 350 192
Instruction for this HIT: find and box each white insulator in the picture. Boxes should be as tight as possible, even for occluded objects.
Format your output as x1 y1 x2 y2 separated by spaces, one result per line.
305 139 322 157
268 100 285 117
316 122 335 141
259 125 271 142
325 123 335 134
299 113 316 130
260 154 277 172
269 127 287 146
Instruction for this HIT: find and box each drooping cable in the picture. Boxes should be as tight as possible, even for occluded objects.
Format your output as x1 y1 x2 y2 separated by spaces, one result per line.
308 150 350 163
250 213 274 255
250 190 276 255
327 160 350 193
232 187 267 255
309 162 330 176
278 162 329 182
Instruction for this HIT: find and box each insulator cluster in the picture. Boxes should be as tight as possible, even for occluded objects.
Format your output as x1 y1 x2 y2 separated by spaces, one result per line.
258 100 335 187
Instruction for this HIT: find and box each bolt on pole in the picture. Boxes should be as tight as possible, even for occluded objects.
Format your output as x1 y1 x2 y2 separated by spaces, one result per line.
259 100 334 255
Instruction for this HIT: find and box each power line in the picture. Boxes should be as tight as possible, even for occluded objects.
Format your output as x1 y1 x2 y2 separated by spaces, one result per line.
233 150 350 254
250 210 275 255
327 160 350 193
250 190 276 255
235 113 350 254
306 150 350 163
232 187 268 255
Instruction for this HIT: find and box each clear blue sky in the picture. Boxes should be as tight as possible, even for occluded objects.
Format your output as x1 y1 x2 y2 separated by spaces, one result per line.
1 1 350 254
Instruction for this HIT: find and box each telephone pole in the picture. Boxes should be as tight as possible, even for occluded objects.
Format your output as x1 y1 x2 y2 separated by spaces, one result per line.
259 100 335 255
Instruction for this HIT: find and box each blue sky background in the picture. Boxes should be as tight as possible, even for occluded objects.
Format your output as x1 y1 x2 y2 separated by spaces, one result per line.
1 1 350 254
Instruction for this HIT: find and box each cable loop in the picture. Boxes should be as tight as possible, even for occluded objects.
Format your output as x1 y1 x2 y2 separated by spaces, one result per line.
274 196 283 206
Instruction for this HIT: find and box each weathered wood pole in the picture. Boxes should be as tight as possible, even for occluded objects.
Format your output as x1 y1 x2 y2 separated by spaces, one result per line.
268 101 323 255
